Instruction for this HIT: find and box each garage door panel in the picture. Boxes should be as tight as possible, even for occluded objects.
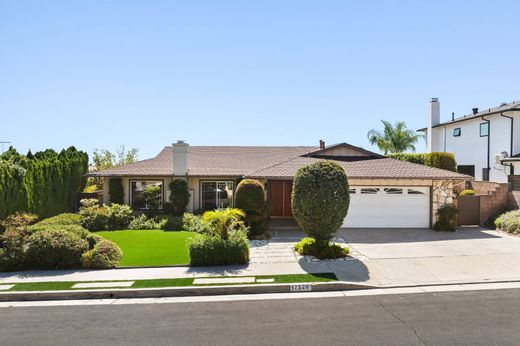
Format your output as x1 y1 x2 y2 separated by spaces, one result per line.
343 187 430 228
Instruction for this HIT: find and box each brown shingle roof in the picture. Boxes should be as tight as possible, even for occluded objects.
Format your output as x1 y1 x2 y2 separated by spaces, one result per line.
90 145 471 180
89 146 318 177
247 156 471 180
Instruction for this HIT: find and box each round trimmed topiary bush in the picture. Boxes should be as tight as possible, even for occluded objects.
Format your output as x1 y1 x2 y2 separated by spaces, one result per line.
82 240 123 269
235 179 268 237
24 230 89 269
235 179 265 213
292 160 350 243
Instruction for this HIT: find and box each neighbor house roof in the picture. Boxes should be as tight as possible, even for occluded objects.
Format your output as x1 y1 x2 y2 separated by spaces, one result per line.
418 100 520 131
90 144 471 181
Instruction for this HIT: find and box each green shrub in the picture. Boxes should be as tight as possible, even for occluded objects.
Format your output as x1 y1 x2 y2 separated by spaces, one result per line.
187 229 249 266
292 161 350 242
433 204 458 232
0 230 27 271
459 189 476 196
425 152 457 172
495 210 520 234
182 213 208 233
108 178 124 204
169 179 190 216
82 240 123 269
294 237 349 259
235 179 268 237
24 230 89 269
85 233 105 250
35 213 82 226
202 208 246 239
28 223 90 239
157 215 183 231
106 203 133 230
0 212 38 235
235 179 265 213
79 199 110 231
128 214 167 230
389 152 457 172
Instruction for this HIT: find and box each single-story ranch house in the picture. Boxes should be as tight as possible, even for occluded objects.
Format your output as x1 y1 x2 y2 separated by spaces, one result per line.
89 141 471 228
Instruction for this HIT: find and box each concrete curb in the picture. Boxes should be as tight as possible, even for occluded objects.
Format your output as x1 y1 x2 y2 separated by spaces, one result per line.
0 281 376 302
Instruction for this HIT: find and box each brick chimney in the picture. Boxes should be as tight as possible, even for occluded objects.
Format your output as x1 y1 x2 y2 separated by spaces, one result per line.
172 140 189 176
319 139 325 150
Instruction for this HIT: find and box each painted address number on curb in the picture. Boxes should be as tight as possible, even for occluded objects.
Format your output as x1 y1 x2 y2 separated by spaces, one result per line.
290 283 312 292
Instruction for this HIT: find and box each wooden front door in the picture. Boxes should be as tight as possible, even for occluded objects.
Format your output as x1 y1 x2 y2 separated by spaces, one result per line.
268 180 293 217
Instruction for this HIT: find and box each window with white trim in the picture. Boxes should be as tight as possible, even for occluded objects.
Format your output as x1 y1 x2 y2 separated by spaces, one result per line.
200 181 235 210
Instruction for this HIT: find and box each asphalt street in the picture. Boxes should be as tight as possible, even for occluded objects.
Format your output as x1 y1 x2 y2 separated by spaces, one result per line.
1 288 520 345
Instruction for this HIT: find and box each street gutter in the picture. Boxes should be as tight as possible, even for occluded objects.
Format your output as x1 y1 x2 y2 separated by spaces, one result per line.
0 281 375 302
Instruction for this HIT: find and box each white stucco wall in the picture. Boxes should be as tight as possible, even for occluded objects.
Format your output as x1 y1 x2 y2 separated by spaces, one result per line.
430 111 519 183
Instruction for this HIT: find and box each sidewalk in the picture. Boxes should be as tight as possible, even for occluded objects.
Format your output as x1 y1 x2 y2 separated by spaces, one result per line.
2 228 520 288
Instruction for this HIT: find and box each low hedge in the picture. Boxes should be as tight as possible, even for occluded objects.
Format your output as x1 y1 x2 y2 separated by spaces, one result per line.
28 223 90 238
187 230 249 266
294 237 349 259
495 210 520 234
82 240 123 269
24 230 89 269
31 213 82 226
389 152 457 172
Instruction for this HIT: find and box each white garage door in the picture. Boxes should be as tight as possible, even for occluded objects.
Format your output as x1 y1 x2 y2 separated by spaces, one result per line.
342 186 430 228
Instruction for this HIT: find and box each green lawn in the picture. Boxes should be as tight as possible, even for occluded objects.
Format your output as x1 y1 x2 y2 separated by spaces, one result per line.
6 273 338 291
97 230 195 267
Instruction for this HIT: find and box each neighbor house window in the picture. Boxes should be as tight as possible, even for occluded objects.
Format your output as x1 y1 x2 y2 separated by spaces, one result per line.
200 181 235 210
453 128 461 137
480 122 489 137
130 180 164 210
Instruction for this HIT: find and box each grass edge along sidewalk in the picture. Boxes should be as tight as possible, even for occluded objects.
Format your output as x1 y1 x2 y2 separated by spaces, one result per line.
2 273 338 292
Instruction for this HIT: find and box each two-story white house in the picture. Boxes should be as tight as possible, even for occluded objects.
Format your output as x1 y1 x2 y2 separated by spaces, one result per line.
420 98 520 185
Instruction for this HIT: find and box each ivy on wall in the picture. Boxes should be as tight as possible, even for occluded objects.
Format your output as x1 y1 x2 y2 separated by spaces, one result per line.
0 146 89 219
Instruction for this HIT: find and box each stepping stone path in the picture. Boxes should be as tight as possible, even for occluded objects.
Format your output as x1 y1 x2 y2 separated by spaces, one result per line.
72 282 134 289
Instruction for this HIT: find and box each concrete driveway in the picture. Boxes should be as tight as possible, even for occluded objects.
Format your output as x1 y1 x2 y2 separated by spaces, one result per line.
337 227 520 259
335 227 520 286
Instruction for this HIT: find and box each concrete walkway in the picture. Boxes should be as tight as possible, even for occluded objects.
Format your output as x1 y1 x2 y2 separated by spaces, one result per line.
2 227 520 287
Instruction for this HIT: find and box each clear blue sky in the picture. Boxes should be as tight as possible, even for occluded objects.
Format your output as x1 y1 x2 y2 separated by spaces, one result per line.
2 1 519 160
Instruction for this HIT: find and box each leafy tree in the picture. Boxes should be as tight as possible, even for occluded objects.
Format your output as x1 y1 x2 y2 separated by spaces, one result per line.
367 120 424 155
86 145 139 190
292 161 350 243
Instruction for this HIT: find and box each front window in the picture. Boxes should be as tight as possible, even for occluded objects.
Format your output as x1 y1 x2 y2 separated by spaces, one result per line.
200 181 234 210
130 180 164 210
480 122 489 137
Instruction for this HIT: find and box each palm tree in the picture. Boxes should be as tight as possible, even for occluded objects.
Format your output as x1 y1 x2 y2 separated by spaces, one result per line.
367 120 424 155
